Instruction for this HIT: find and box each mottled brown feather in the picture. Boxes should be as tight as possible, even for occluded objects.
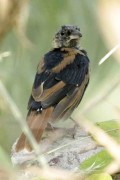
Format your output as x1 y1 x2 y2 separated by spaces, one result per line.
15 107 54 152
32 82 44 101
32 81 66 102
51 48 85 73
15 111 38 152
37 60 45 73
61 48 85 56
51 73 89 121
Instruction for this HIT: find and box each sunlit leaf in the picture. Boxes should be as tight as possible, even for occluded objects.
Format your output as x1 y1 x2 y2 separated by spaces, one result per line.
80 150 113 172
96 120 120 141
80 121 120 173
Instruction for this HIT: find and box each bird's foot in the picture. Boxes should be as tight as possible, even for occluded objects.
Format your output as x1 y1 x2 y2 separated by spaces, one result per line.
46 123 59 131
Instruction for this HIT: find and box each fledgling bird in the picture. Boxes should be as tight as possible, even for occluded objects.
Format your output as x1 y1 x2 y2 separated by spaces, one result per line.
15 25 90 152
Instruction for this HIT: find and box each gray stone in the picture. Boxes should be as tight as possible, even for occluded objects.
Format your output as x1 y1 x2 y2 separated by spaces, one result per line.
11 126 103 170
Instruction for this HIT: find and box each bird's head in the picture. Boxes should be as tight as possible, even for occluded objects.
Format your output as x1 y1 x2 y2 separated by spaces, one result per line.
52 25 82 48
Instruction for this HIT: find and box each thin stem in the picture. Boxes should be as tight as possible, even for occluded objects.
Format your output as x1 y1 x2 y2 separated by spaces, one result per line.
0 80 48 167
99 43 120 65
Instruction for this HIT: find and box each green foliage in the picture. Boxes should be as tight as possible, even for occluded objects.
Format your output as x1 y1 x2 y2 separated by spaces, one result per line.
96 120 120 141
80 120 120 173
80 150 113 172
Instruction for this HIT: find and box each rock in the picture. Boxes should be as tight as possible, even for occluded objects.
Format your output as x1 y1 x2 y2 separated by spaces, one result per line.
11 126 103 170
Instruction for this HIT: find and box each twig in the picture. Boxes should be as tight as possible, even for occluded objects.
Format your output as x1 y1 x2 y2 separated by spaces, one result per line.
0 51 11 62
99 43 120 65
74 115 120 174
28 127 119 165
0 80 48 167
105 161 120 175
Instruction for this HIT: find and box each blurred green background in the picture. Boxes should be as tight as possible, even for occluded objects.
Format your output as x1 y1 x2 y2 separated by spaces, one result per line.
0 0 120 153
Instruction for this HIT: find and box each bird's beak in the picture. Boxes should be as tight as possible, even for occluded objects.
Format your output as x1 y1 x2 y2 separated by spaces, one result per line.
78 32 82 37
70 31 82 40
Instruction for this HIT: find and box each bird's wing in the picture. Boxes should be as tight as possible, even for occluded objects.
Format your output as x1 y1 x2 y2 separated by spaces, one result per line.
29 48 89 119
52 73 89 121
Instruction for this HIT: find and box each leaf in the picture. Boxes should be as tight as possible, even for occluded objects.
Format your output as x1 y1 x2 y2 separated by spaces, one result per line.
96 120 120 141
85 173 112 180
80 120 120 174
80 150 113 172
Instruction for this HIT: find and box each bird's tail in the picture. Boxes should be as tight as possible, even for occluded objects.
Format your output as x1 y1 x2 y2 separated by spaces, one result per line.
15 107 53 152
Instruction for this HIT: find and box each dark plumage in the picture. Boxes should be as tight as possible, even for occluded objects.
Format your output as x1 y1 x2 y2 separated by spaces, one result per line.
16 25 90 152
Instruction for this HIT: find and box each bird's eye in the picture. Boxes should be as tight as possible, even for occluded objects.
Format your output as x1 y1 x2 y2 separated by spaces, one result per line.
67 30 71 36
61 32 65 36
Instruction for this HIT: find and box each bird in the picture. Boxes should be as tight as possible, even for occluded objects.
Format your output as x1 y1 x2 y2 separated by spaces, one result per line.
15 25 90 152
